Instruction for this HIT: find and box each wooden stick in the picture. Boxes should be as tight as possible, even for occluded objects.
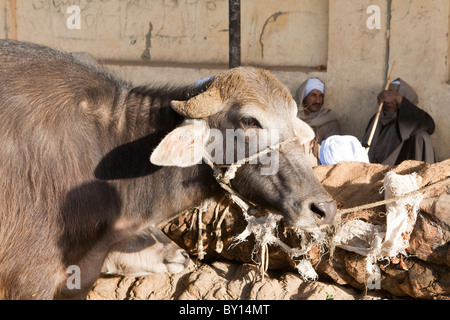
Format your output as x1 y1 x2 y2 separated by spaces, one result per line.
365 61 397 153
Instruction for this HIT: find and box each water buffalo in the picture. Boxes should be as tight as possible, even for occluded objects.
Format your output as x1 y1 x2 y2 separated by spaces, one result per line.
0 40 336 299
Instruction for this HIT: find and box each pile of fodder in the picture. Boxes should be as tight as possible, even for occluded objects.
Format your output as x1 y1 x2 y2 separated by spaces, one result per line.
161 159 450 299
89 159 449 300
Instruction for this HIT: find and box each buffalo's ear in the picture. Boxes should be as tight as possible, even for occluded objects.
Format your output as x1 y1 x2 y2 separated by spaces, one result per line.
150 119 210 167
294 118 315 144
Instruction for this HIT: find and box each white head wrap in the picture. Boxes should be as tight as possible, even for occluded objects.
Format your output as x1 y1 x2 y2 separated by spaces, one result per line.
320 135 370 165
304 78 325 98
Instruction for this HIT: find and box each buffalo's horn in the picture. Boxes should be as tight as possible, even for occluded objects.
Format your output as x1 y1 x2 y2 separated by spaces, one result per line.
170 87 223 118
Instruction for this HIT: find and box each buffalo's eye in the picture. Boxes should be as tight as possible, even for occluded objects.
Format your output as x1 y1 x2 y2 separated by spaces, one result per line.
241 117 261 128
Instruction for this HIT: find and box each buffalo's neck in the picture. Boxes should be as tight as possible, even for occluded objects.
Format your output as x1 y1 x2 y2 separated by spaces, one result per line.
146 165 221 225
99 84 221 225
110 85 186 142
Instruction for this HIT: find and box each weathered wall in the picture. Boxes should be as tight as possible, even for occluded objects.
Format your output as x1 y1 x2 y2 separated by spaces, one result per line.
0 0 449 161
388 0 450 163
7 0 328 67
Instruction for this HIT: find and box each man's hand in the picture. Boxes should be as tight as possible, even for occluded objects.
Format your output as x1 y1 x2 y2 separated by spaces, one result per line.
377 90 403 113
377 90 403 105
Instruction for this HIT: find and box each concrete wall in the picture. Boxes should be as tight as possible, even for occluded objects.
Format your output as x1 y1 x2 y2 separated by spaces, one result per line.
1 0 449 161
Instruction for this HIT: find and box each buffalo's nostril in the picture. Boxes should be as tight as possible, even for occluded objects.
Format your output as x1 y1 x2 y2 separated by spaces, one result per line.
310 201 337 225
310 203 326 219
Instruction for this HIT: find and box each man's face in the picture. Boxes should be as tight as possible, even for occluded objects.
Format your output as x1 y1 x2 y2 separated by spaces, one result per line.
382 83 400 113
303 89 324 115
378 89 402 114
383 99 398 113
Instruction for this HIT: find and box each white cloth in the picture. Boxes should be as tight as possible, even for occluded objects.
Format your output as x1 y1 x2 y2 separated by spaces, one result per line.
319 135 369 165
333 172 423 275
303 78 325 98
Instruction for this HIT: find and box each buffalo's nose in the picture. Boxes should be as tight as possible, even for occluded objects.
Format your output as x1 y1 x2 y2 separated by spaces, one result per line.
310 201 337 225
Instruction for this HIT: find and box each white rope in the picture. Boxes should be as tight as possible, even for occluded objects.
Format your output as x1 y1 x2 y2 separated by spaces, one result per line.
209 136 299 187
196 208 205 260
213 197 229 254
337 176 450 215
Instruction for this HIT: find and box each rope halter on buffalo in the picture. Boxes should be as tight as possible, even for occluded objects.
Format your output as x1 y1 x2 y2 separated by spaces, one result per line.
203 135 299 200
189 136 450 282
199 135 331 280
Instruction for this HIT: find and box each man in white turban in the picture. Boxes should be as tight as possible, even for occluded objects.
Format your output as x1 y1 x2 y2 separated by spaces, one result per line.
320 135 369 165
295 78 341 166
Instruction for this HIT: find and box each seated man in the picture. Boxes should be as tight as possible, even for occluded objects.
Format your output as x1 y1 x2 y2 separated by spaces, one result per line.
295 78 341 166
362 79 436 165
